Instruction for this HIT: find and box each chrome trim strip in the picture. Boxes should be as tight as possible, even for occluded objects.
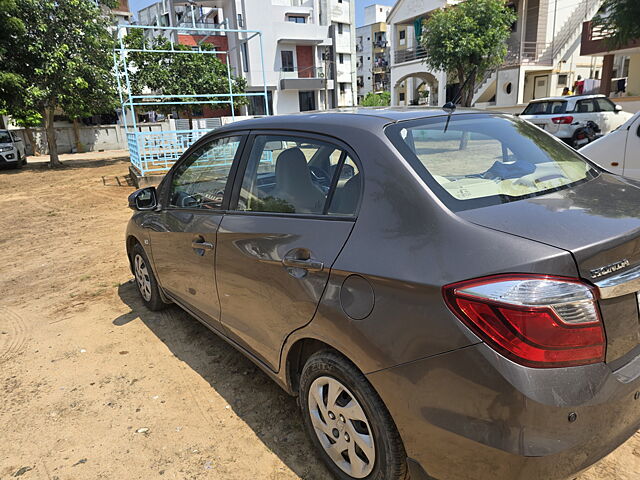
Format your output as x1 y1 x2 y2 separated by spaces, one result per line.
595 264 640 299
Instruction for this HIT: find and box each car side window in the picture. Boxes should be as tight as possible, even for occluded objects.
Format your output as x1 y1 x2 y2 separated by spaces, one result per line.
575 99 596 113
168 136 242 210
327 157 361 216
594 98 616 112
236 135 361 216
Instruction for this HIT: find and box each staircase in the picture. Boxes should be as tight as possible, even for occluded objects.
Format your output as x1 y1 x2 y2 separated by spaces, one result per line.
472 0 604 105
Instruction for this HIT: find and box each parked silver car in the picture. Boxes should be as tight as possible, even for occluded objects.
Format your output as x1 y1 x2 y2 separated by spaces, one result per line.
0 129 27 168
520 94 632 148
126 108 640 480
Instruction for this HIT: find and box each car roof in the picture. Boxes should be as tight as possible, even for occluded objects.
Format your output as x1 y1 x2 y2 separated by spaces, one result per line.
213 107 490 134
527 94 605 103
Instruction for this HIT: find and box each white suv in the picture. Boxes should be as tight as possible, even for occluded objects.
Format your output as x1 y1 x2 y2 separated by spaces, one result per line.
520 94 632 148
0 129 27 168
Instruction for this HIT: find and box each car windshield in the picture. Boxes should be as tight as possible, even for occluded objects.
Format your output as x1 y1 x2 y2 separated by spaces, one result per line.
522 101 567 115
0 131 12 143
386 114 599 211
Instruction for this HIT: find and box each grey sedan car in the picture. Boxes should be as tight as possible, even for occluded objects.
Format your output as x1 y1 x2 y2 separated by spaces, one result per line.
126 109 640 480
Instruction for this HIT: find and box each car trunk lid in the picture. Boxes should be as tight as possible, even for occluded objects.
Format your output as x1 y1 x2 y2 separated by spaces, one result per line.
458 173 640 364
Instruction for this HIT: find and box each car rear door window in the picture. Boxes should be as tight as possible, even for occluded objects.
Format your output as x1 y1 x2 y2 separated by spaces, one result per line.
574 99 596 113
169 136 242 209
236 135 361 216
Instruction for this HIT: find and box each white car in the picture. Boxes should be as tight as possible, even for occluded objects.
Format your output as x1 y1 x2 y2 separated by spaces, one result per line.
520 94 632 148
581 110 640 178
0 129 27 168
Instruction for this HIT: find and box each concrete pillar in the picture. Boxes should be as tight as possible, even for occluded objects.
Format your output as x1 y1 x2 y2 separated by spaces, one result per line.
600 54 614 96
437 70 447 106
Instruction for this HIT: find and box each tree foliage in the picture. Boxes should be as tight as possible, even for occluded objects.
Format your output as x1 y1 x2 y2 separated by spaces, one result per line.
123 29 247 125
0 0 117 166
360 91 391 107
594 0 640 48
420 0 516 106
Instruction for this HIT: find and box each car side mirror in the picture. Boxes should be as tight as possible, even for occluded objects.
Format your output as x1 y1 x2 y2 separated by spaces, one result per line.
128 187 158 211
614 104 623 113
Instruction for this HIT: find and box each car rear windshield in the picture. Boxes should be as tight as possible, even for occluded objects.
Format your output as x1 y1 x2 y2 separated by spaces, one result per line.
522 101 567 115
386 114 599 211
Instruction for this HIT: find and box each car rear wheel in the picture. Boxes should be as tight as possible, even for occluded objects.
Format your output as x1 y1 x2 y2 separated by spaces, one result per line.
132 243 166 311
299 350 407 480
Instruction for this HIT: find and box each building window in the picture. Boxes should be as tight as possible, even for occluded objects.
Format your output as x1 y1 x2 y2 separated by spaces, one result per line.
399 30 406 40
281 50 294 72
237 13 243 28
241 42 249 73
338 23 343 35
557 74 568 86
399 92 405 101
339 53 344 64
247 91 273 116
339 83 346 94
287 15 306 23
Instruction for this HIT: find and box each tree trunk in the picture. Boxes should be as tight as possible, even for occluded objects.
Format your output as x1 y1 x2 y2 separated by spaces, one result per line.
45 107 62 167
186 110 194 130
24 127 39 156
72 118 84 153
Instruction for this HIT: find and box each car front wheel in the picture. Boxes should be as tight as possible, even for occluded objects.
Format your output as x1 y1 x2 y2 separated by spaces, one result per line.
132 243 166 311
299 350 407 480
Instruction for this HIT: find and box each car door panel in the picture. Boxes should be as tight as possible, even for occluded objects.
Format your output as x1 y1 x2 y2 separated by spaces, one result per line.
215 132 362 371
149 210 223 326
145 134 246 331
216 215 354 369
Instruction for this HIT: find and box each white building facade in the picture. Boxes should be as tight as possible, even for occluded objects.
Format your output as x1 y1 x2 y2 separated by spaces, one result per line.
388 0 605 109
137 0 357 115
356 4 392 102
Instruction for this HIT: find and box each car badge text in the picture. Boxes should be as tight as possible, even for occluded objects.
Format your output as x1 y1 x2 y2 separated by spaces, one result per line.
590 259 630 279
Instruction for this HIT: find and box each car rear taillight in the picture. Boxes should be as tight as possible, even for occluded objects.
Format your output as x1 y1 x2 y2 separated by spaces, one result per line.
443 274 605 368
551 116 574 124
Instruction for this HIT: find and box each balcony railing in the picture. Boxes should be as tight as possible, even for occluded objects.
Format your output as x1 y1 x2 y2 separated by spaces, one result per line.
394 46 428 64
580 20 640 56
176 21 226 36
373 40 388 49
279 65 325 80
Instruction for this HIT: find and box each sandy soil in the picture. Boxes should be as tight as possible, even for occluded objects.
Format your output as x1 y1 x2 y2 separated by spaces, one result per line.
0 155 638 480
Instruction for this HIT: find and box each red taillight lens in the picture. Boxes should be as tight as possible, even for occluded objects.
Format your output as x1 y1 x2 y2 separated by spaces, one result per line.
552 116 574 124
443 274 605 368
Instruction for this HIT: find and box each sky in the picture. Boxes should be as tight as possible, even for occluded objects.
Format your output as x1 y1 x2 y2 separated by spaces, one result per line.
127 0 397 27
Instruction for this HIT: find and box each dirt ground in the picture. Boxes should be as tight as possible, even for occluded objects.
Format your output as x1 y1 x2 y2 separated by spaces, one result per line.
0 155 638 480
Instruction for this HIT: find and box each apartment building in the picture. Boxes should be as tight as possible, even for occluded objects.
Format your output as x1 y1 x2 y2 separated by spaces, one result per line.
356 4 392 102
136 0 357 115
388 0 604 109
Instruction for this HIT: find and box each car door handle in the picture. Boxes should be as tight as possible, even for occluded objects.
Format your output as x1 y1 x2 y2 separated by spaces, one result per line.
282 257 324 272
192 240 214 250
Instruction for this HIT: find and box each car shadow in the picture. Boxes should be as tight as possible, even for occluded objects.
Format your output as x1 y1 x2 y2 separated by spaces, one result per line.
114 281 331 480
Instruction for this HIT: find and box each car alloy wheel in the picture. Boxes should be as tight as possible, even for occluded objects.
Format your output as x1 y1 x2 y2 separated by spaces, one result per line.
307 375 376 478
134 253 152 301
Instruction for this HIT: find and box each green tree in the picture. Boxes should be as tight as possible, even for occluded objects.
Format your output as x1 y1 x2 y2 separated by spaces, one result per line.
0 0 117 166
124 29 247 128
419 0 516 106
360 91 391 107
0 0 25 129
594 0 640 48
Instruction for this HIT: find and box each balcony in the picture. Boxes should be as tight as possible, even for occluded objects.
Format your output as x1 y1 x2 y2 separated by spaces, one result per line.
581 20 640 56
280 66 330 90
394 46 427 64
373 40 388 49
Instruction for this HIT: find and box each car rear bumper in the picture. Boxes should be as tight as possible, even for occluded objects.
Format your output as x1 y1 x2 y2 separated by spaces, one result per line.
367 343 640 480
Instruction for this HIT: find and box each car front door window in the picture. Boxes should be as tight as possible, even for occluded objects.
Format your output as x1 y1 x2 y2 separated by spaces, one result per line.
169 136 242 210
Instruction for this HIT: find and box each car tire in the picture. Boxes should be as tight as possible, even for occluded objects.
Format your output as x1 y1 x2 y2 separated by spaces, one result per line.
131 242 166 311
299 350 407 480
14 153 24 169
